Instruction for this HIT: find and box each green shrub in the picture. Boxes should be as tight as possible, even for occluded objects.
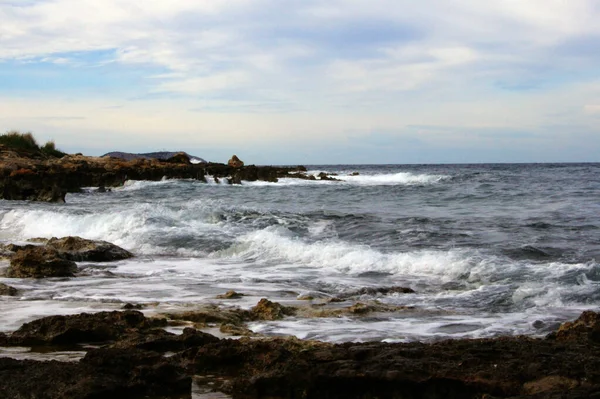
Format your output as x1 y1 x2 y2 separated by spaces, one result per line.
41 140 67 158
0 131 39 151
0 131 67 158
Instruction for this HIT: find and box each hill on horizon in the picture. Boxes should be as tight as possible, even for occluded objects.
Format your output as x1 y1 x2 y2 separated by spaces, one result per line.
103 151 206 164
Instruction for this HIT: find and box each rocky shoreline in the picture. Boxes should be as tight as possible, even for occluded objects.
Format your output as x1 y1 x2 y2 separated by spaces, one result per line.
0 306 599 398
1 232 600 398
0 145 340 202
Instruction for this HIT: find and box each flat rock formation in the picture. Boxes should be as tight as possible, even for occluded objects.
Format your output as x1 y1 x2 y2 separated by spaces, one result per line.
1 310 600 398
0 145 309 202
2 236 132 278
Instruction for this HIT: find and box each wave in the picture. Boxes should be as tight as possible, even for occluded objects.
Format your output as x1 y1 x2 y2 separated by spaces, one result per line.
213 227 593 284
240 172 451 187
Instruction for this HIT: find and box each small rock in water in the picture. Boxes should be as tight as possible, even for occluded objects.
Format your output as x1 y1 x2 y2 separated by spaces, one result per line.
0 283 18 296
251 298 296 320
122 303 144 310
216 290 244 299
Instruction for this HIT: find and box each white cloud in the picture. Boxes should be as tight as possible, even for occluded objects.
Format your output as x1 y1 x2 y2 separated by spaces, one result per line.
1 1 600 162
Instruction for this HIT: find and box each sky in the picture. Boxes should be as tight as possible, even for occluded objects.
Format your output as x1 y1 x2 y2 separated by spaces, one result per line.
1 0 600 164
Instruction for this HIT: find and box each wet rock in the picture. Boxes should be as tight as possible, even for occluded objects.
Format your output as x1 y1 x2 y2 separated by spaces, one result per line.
8 310 167 346
164 305 251 326
549 310 600 342
251 298 296 320
0 283 18 296
341 286 416 298
219 323 258 337
0 350 190 399
216 290 244 299
227 155 244 168
122 303 144 310
349 171 360 176
6 246 77 278
317 172 341 181
46 236 133 262
110 327 219 352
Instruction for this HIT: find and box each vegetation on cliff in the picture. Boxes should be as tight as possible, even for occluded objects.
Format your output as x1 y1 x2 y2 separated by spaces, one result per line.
0 131 66 158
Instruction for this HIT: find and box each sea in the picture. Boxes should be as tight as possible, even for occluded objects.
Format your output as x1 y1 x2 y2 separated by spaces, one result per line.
1 163 600 343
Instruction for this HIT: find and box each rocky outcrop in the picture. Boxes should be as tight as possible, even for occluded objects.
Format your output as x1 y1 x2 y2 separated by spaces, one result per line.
8 310 166 346
228 154 244 168
6 246 77 278
0 148 308 202
2 310 600 398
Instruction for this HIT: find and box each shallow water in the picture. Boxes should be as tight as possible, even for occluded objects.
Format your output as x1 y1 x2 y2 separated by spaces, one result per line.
1 163 599 342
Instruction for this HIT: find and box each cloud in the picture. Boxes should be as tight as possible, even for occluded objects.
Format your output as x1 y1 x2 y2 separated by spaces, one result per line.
1 1 600 162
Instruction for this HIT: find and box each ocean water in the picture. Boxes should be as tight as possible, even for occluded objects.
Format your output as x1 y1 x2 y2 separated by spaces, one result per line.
1 163 600 343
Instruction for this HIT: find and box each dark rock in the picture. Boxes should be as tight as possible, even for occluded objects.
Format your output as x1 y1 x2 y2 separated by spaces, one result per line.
46 236 133 262
122 303 144 310
317 172 341 181
350 171 360 176
0 350 190 399
0 283 18 296
227 155 244 168
8 310 167 346
341 286 416 298
6 246 77 278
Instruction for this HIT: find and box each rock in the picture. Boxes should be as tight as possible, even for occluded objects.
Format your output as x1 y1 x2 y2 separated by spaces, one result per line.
216 290 244 299
8 310 167 346
350 171 360 176
6 246 77 278
227 155 244 168
549 310 600 342
251 298 296 320
122 303 144 310
340 286 415 298
0 350 190 399
46 236 133 262
0 283 18 296
317 172 341 181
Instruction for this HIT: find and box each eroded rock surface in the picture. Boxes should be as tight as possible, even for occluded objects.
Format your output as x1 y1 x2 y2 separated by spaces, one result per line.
7 246 77 278
46 236 133 262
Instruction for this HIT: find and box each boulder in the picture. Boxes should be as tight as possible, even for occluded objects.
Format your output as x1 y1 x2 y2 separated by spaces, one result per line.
227 155 244 168
46 236 133 262
216 290 244 299
6 247 77 278
9 310 167 346
0 283 18 296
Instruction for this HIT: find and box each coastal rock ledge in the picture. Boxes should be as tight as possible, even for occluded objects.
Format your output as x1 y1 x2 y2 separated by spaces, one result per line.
0 145 309 202
1 310 600 398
